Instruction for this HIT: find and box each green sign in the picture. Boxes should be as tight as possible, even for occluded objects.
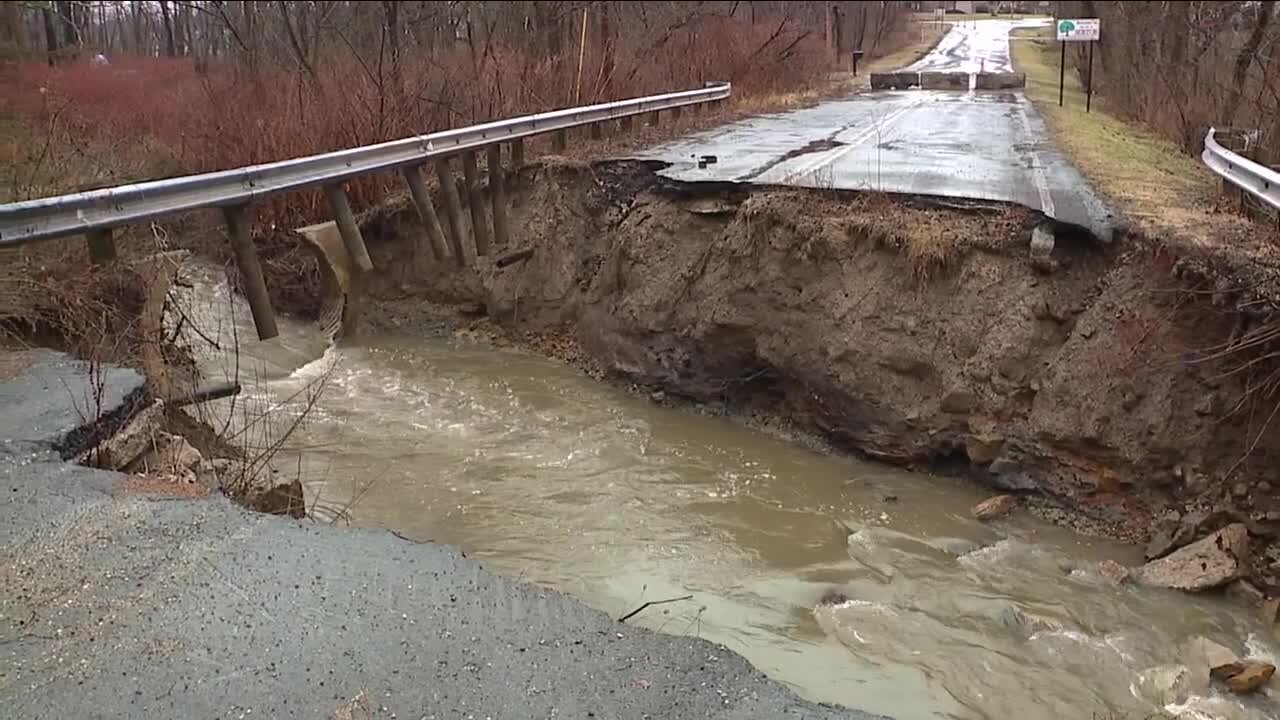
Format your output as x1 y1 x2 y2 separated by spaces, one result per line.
1056 18 1100 42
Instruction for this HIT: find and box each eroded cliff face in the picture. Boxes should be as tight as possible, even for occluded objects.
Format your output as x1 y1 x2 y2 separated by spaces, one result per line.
357 159 1280 586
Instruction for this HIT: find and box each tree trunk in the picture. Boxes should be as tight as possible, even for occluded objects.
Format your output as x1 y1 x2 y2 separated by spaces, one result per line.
56 0 77 58
243 0 257 69
0 1 22 53
42 6 60 65
159 0 176 57
1225 0 1274 125
598 2 615 98
383 1 401 67
131 0 144 53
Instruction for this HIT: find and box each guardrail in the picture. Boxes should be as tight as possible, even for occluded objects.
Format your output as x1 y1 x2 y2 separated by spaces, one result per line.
1202 127 1280 216
0 82 731 340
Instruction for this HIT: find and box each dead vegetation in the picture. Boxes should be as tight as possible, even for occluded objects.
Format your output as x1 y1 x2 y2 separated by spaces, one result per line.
1055 1 1280 165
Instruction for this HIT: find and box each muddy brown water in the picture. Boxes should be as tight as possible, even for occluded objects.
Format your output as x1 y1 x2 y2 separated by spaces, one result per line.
174 265 1279 720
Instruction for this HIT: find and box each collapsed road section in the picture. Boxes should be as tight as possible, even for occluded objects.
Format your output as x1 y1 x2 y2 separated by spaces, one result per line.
0 351 877 719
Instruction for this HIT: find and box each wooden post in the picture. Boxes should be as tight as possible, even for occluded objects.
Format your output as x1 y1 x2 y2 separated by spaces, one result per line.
648 110 661 127
323 183 374 272
487 144 510 250
672 106 683 122
554 128 568 152
510 137 525 173
434 156 469 264
461 150 490 257
590 122 603 140
222 205 279 341
620 115 633 132
86 228 116 264
402 165 450 262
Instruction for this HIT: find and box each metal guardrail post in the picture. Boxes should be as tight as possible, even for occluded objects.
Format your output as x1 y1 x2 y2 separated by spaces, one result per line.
487 145 511 251
222 205 279 341
401 165 450 263
86 228 116 264
461 151 490 257
323 183 374 273
434 156 468 264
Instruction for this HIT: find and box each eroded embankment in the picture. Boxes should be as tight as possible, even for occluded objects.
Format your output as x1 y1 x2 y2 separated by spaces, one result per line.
349 159 1280 591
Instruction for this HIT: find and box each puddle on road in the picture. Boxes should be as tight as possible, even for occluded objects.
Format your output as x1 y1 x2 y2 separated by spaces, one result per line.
175 265 1279 720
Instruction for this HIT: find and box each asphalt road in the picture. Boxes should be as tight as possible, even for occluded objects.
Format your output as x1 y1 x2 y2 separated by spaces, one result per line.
0 350 878 720
644 19 1115 242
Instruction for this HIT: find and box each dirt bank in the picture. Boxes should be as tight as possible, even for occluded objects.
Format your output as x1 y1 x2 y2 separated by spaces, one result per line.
349 159 1280 591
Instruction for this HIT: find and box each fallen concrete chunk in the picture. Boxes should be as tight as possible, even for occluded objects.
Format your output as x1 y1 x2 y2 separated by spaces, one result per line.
1137 524 1250 591
85 398 165 470
972 494 1017 521
974 72 1025 90
1030 225 1056 272
129 430 204 482
920 72 969 90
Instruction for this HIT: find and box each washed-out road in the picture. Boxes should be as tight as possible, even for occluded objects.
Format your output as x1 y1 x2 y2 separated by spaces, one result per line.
644 19 1115 241
0 350 878 719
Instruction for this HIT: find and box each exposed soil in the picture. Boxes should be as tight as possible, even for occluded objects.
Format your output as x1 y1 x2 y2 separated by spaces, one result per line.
344 159 1280 590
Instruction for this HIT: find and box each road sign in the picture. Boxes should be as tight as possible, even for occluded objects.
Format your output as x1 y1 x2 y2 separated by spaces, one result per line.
1056 18 1100 42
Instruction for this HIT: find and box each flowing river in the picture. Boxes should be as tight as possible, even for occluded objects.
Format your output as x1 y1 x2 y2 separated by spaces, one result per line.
174 264 1278 720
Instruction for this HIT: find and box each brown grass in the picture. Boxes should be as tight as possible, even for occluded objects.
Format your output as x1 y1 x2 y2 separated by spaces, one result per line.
0 242 150 364
845 195 1032 281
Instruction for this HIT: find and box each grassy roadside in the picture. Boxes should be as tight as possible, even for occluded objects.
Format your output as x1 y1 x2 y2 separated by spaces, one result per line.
1008 25 1243 242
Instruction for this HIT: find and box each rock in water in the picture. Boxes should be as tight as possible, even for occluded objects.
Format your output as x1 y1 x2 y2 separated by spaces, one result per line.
972 494 1017 521
1224 661 1275 694
1094 559 1131 585
1136 524 1250 591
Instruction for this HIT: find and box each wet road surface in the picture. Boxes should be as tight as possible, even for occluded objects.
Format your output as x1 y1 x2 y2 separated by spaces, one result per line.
642 19 1115 241
906 17 1030 73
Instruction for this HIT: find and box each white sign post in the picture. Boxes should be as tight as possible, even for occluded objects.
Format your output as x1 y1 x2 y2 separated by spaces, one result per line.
1054 18 1101 110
